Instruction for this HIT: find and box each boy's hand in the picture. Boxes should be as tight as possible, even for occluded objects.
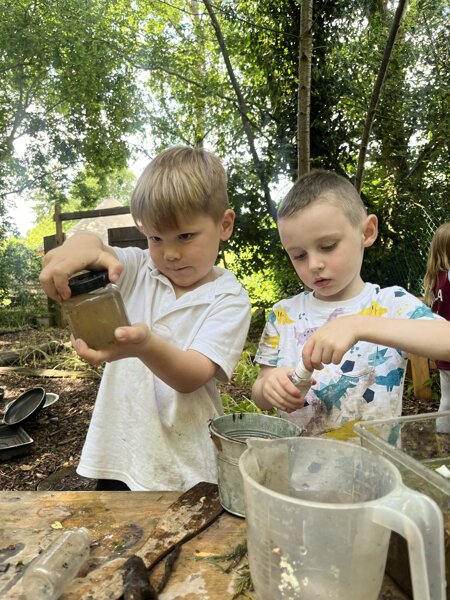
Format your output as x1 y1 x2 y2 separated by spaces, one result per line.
72 323 151 365
39 235 123 301
256 367 308 413
302 315 359 371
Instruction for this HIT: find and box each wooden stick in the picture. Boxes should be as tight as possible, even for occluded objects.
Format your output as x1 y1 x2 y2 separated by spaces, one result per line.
122 555 158 600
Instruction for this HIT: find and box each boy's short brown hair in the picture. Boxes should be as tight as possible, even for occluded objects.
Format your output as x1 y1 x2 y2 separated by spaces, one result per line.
278 170 367 226
131 146 229 233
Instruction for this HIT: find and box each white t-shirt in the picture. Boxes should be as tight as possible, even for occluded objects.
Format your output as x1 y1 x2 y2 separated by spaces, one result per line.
255 283 438 435
77 247 251 490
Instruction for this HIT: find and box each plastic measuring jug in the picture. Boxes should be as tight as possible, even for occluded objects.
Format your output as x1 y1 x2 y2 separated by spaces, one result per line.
239 437 445 600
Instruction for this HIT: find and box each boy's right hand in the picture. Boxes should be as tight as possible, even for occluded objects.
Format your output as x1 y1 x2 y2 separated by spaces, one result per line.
253 367 308 413
39 234 123 302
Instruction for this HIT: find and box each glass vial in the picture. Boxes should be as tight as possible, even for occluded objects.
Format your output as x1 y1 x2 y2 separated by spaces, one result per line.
62 270 130 350
289 358 312 405
23 527 91 600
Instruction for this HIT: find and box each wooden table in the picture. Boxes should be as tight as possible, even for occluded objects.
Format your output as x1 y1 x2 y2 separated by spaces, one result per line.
0 490 410 599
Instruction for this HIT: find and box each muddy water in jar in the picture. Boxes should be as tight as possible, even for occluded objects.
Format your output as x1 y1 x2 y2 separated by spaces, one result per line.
63 270 130 350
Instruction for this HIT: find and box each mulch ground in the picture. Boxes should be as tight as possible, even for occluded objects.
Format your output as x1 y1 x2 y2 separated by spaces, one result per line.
0 327 440 492
0 328 101 491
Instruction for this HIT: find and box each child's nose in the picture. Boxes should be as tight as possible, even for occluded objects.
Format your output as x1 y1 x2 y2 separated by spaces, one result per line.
309 255 325 271
164 245 181 261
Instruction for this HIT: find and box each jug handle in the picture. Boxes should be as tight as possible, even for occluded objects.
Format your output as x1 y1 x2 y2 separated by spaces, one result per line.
369 483 446 600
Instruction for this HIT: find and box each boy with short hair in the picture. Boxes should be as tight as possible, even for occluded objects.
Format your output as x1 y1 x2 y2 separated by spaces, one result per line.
252 170 450 435
40 146 251 490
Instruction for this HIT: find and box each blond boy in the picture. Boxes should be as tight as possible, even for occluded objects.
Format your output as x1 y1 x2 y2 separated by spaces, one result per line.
40 146 251 490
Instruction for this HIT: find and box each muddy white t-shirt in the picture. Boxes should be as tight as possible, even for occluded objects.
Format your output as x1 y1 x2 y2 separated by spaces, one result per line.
255 283 438 435
77 247 251 491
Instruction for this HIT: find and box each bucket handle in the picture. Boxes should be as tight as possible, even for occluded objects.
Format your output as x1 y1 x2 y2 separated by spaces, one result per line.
208 419 223 452
369 483 446 600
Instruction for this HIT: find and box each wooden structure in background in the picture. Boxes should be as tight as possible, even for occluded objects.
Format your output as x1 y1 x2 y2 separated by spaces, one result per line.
107 225 147 249
408 354 434 401
54 203 132 246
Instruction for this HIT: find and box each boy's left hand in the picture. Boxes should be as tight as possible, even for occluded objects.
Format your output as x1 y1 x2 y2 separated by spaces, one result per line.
302 315 359 371
72 323 151 365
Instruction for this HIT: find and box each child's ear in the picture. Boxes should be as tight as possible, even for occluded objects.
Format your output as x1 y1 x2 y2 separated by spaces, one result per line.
220 209 235 241
362 214 378 248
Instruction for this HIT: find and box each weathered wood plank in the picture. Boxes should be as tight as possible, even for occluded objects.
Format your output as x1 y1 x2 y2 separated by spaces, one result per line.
64 482 223 600
408 353 432 401
0 489 411 600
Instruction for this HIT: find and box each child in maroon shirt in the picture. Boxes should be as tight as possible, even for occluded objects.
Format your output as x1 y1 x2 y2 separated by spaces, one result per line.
423 222 450 429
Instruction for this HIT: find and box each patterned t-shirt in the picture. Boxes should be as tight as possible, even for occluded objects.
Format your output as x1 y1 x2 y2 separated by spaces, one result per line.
255 283 438 435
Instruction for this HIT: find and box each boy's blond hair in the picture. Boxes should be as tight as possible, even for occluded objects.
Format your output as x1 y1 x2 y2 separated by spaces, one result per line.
278 170 367 226
423 222 450 306
131 146 229 233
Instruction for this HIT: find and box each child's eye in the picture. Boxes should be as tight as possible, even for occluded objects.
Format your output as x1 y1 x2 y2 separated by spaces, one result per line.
147 236 161 242
321 242 337 252
178 233 194 241
293 253 307 261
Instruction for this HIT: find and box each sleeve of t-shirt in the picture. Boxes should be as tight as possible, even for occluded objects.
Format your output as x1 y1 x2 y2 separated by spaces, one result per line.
254 305 281 368
112 246 150 303
382 286 442 321
188 291 251 382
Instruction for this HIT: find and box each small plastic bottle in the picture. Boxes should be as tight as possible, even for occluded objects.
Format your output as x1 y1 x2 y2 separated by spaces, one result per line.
62 269 130 350
288 358 313 406
23 527 91 600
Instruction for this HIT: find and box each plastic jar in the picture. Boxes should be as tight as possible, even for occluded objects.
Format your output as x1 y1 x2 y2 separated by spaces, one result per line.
23 527 91 600
62 270 130 350
288 358 313 406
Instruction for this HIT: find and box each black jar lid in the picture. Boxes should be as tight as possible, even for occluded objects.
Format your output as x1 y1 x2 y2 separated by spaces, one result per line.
68 270 110 296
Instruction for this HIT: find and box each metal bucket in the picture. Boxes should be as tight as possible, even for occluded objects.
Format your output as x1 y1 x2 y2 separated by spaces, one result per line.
209 413 302 517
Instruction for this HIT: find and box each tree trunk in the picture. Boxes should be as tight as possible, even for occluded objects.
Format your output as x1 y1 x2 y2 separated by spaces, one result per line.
298 0 313 177
190 0 207 148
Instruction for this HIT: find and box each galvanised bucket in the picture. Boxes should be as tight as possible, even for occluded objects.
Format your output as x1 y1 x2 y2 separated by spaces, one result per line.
209 412 302 517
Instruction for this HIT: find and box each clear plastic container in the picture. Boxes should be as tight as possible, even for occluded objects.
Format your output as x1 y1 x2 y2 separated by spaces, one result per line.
62 270 130 350
288 358 312 404
355 411 450 596
240 436 445 600
354 411 450 509
23 527 91 600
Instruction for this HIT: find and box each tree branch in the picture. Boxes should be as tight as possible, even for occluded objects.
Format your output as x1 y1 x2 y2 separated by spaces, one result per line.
354 0 408 192
202 0 277 219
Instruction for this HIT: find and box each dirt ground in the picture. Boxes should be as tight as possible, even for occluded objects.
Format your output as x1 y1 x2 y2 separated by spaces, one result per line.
0 327 440 492
0 328 101 491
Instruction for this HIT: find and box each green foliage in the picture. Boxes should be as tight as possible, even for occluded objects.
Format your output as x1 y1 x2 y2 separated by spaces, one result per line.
0 0 143 213
221 393 262 415
403 367 441 405
23 215 57 250
0 0 448 311
233 350 259 387
70 167 136 210
220 347 275 415
0 238 43 313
